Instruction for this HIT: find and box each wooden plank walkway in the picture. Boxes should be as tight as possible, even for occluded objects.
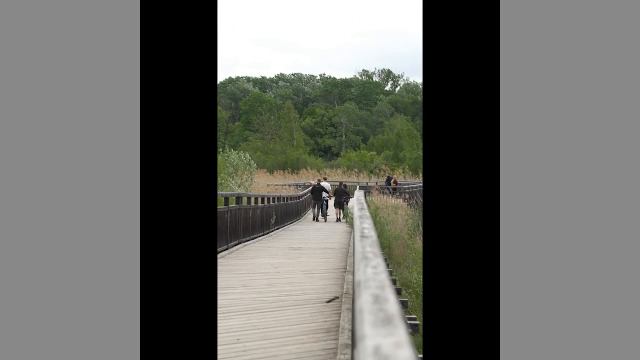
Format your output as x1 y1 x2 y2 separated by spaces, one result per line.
218 199 353 360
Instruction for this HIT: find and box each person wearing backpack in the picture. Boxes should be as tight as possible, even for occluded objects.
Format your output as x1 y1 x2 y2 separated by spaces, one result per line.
385 174 393 195
320 176 332 220
332 181 350 222
310 179 330 222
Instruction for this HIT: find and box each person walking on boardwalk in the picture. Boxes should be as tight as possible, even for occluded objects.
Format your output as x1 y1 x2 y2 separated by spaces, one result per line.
385 174 393 195
320 176 332 220
310 179 330 222
332 181 350 222
392 175 399 196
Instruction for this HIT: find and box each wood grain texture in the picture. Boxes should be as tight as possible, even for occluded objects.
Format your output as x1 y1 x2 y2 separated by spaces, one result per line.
218 199 352 360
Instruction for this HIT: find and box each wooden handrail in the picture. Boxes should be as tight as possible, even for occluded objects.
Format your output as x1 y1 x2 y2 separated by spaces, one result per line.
351 189 418 359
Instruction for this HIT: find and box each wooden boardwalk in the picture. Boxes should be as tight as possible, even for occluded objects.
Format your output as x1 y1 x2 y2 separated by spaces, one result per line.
218 199 353 360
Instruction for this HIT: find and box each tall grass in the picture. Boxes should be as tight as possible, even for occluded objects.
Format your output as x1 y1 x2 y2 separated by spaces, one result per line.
366 192 423 355
217 169 375 205
218 167 421 196
248 168 420 194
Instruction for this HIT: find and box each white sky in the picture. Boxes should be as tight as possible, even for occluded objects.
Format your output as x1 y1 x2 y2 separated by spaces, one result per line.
218 0 422 83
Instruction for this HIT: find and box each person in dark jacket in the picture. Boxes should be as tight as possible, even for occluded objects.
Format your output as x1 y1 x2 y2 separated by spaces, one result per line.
332 181 351 222
385 175 393 194
310 179 330 222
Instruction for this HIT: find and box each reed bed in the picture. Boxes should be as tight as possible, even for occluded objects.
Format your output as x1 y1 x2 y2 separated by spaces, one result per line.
249 168 421 194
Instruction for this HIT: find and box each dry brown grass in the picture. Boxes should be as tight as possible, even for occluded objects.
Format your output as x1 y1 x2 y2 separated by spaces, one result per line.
367 192 419 239
249 168 421 194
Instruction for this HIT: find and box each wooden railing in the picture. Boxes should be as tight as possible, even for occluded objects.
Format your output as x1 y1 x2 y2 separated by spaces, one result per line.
217 181 423 358
217 188 312 253
350 189 419 359
365 183 424 209
268 179 423 207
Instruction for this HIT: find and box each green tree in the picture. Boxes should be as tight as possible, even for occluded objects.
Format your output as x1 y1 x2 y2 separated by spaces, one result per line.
396 80 423 138
373 68 407 93
249 76 276 94
279 100 306 150
386 93 422 138
397 80 422 99
371 99 396 136
271 82 294 109
217 106 229 150
337 148 385 176
314 76 354 107
239 90 278 139
287 73 320 114
357 69 375 81
242 100 320 172
367 114 422 175
300 104 339 160
217 77 256 149
333 102 369 155
351 79 385 112
216 70 420 173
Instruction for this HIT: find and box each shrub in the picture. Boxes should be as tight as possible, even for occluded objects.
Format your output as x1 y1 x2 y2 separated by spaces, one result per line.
218 147 257 192
336 149 386 176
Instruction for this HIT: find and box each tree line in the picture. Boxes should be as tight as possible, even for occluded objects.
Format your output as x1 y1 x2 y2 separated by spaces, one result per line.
217 68 423 176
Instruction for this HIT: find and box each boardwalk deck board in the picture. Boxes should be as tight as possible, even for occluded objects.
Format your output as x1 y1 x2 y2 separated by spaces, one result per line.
218 199 352 360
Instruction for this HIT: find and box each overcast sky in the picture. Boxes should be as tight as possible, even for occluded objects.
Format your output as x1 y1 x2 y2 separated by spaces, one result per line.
218 0 422 84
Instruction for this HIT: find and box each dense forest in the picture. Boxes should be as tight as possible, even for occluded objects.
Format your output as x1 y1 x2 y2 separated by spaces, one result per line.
217 68 423 176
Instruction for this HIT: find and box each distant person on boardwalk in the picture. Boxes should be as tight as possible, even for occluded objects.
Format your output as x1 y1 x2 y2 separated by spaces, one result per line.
310 179 329 222
332 181 350 222
392 175 399 196
320 176 332 220
385 174 393 195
